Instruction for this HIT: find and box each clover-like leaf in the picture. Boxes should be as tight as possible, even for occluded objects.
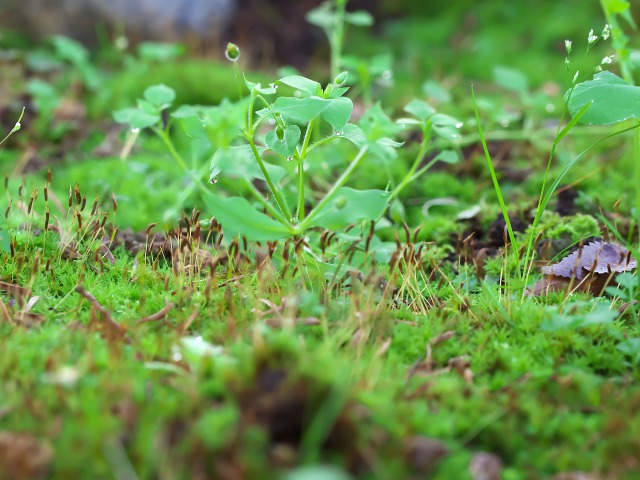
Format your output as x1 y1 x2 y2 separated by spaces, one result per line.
143 84 176 108
321 97 353 132
203 194 291 242
271 96 329 124
432 113 462 141
265 125 301 157
567 71 640 125
404 99 436 122
311 187 389 230
277 75 322 97
113 108 160 129
209 145 285 183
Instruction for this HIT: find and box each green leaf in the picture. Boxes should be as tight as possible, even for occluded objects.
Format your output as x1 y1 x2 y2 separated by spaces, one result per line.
272 96 329 124
51 35 89 65
311 187 389 230
209 145 285 183
567 71 640 125
265 125 301 157
202 194 291 242
432 113 462 140
345 11 374 26
112 108 160 129
277 75 321 97
137 42 185 62
434 149 459 164
493 65 529 93
179 115 207 138
143 84 176 108
404 99 435 121
321 97 353 132
338 123 366 148
306 3 334 30
244 76 277 95
171 105 200 119
329 86 350 99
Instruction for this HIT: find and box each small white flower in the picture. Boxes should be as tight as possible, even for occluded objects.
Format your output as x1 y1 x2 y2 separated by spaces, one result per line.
602 24 610 40
588 29 598 45
572 71 580 84
601 55 614 65
565 40 572 54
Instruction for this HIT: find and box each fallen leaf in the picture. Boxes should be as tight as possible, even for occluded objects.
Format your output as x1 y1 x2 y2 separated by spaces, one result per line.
541 241 635 280
469 451 503 480
404 436 449 473
0 431 53 480
529 241 636 296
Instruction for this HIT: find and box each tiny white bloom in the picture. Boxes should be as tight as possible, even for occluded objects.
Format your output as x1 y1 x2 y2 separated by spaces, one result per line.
602 24 610 40
588 29 598 45
565 39 572 54
601 55 614 65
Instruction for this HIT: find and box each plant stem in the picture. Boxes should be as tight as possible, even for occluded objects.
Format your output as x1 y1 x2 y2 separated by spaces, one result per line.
297 145 368 232
233 61 243 101
296 118 318 221
471 86 519 256
386 125 431 204
330 0 349 80
246 136 291 220
155 128 208 195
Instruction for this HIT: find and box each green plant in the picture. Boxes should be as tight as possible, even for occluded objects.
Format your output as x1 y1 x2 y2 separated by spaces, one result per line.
0 107 24 252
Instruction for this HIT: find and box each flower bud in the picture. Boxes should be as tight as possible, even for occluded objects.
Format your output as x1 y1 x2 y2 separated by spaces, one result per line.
276 126 284 140
225 42 240 61
334 71 348 85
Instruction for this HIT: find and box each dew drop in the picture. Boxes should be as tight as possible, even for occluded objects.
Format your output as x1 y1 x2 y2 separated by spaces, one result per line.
268 118 276 125
286 156 294 162
210 177 218 184
294 91 302 98
500 119 510 128
172 352 182 362
455 122 463 128
545 103 555 113
381 70 392 80
131 128 140 134
335 131 343 136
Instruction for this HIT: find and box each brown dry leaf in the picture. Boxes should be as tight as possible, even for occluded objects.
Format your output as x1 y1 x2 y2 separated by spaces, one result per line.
0 281 32 307
404 436 449 473
469 451 503 480
529 241 636 296
0 431 53 480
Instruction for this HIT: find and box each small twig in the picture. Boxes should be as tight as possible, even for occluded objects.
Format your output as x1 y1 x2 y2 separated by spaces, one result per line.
217 274 245 288
177 308 199 335
136 301 175 324
74 285 124 334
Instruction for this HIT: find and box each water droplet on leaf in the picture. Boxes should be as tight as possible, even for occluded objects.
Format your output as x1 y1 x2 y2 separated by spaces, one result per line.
131 128 140 134
455 122 463 128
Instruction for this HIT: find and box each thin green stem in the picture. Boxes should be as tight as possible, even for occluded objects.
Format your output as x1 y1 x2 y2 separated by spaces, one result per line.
0 107 25 147
155 127 208 195
242 179 291 227
233 61 243 101
295 118 318 220
471 86 519 259
330 0 348 80
387 126 431 204
246 136 291 220
297 145 368 232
